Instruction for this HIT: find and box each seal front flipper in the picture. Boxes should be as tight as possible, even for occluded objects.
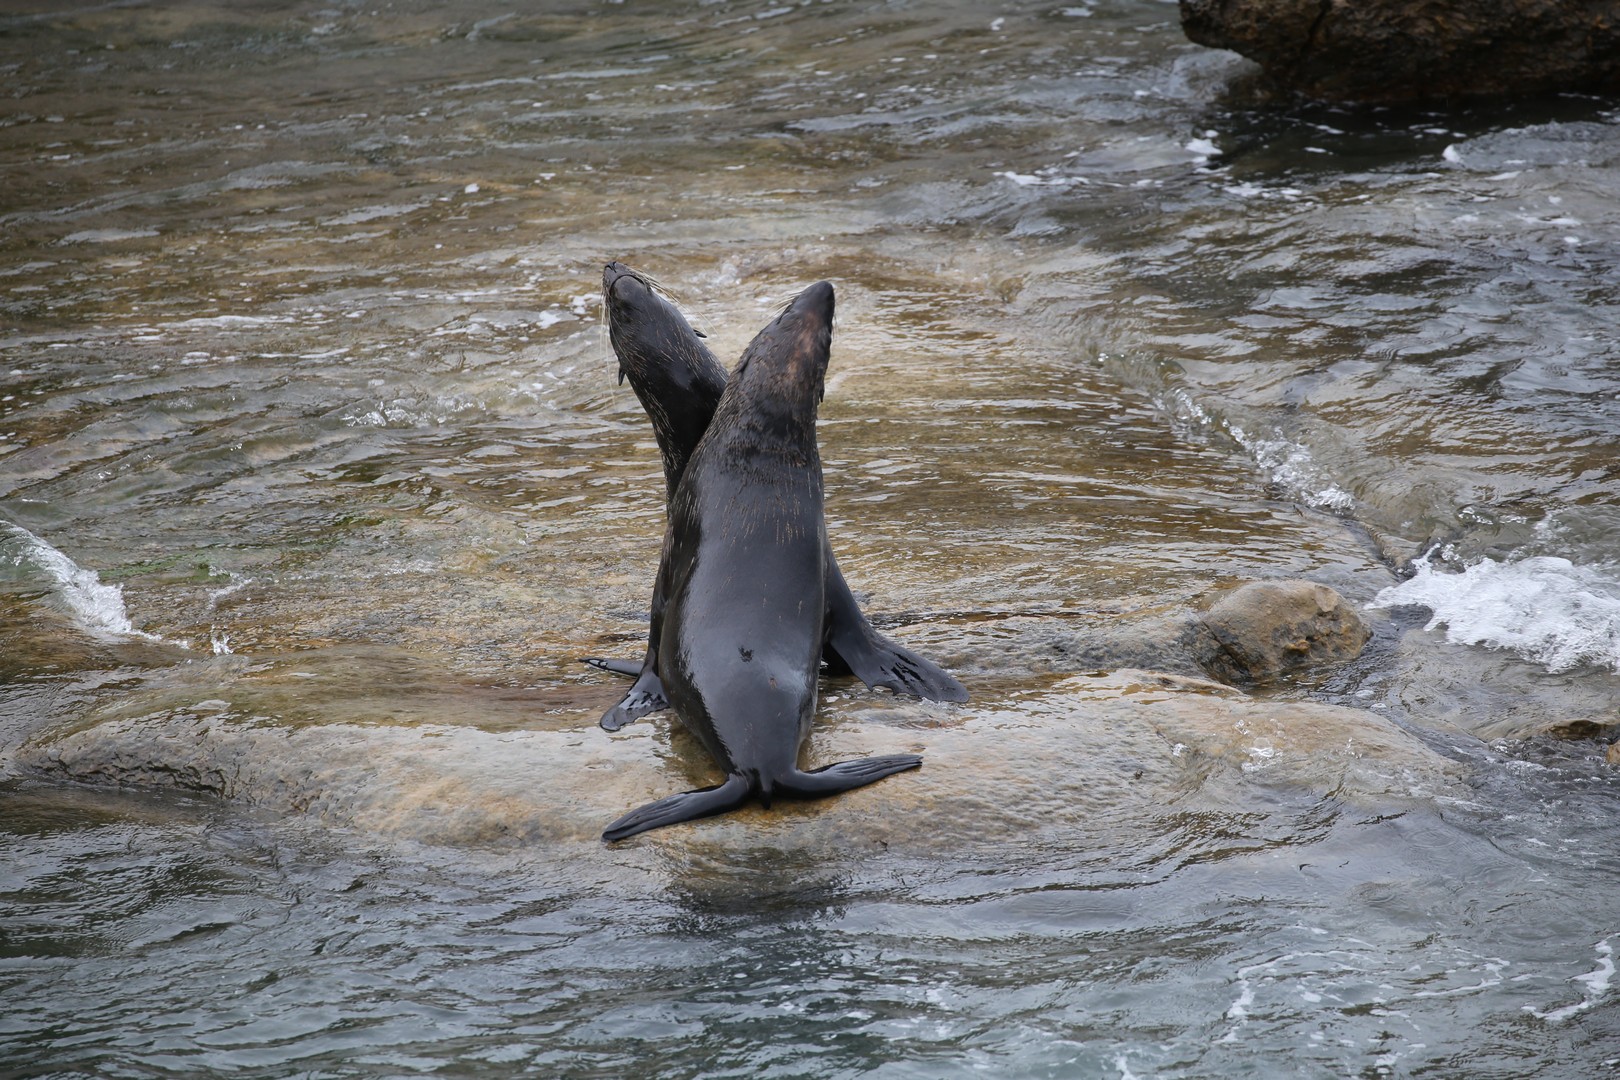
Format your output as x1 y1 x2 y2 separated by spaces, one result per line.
599 524 678 732
599 665 669 731
823 560 968 702
603 774 751 842
580 656 641 678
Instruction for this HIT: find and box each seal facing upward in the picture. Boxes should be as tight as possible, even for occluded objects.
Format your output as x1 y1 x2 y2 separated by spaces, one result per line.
586 262 967 731
603 281 922 842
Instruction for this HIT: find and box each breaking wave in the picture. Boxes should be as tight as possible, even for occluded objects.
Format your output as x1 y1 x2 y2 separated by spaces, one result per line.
1371 552 1620 674
0 521 168 643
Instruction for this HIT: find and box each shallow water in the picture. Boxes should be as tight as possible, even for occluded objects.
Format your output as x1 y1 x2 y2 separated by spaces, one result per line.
3 1 1619 1076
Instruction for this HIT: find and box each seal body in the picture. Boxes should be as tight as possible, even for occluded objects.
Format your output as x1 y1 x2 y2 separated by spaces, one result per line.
603 281 921 842
586 262 967 731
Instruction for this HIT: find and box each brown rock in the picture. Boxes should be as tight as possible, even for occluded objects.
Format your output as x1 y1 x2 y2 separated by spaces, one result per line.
1193 580 1371 685
12 670 1457 853
1179 0 1620 104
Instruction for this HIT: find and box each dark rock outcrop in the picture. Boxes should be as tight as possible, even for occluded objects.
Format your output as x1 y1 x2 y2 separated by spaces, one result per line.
1179 0 1620 103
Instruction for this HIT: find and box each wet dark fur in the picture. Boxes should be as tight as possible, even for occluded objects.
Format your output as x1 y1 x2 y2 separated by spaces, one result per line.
585 262 968 731
603 282 921 841
603 265 726 501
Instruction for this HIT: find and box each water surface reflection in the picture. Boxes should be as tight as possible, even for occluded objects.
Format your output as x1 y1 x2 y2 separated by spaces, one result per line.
4 0 1619 1075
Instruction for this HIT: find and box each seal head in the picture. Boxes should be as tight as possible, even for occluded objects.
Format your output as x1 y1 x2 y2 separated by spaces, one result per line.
601 262 728 500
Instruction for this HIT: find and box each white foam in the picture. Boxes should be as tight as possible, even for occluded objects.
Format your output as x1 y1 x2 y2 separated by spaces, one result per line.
171 314 291 329
1226 425 1356 512
323 201 427 226
1113 1054 1144 1080
994 170 1084 188
1 522 164 643
59 228 159 244
1527 940 1613 1023
1150 388 1354 512
1371 554 1620 674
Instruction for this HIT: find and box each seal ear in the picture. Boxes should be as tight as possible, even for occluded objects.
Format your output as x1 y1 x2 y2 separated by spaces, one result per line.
693 329 707 339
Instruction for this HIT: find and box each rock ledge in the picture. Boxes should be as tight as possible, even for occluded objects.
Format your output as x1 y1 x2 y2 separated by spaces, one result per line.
1180 0 1620 103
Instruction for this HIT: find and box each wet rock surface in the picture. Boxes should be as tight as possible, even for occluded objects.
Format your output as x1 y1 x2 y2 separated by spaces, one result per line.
1389 627 1620 743
1191 580 1371 685
1179 0 1620 103
12 670 1462 852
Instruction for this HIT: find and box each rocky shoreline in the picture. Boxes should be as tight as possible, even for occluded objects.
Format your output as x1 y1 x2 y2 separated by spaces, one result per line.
6 580 1479 850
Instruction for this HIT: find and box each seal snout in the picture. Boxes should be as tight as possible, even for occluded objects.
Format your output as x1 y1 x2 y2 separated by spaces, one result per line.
602 260 650 306
784 282 834 394
602 259 631 297
792 280 835 328
769 280 834 348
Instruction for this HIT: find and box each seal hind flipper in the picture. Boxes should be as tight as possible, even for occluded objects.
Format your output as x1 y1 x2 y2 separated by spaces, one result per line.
776 754 923 798
580 656 642 677
603 774 752 842
601 757 922 841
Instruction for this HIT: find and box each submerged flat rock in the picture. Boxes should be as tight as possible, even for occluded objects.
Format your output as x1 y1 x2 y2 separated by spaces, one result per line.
15 671 1464 853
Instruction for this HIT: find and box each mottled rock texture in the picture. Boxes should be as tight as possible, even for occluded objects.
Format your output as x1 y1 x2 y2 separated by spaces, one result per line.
1179 0 1620 103
1193 580 1370 684
15 671 1457 851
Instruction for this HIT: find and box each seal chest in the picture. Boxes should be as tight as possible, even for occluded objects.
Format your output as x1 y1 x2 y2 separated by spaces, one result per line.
602 281 922 842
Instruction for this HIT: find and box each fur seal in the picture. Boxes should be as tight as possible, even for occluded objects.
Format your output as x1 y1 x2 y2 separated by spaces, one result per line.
603 281 921 841
585 261 967 731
